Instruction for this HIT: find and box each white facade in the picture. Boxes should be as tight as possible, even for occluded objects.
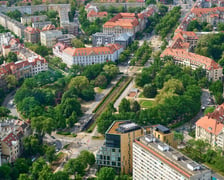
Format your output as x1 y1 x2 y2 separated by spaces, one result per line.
40 30 63 47
133 137 212 180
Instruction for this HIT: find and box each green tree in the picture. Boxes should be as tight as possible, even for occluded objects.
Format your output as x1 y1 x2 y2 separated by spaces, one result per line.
31 157 47 179
97 110 114 134
45 146 56 163
131 101 140 112
103 64 119 79
7 52 17 62
52 171 69 180
71 38 85 48
0 164 11 180
97 167 115 180
18 174 31 180
5 74 17 89
143 84 157 98
69 76 89 92
119 98 131 113
64 158 85 176
60 97 82 117
14 158 30 174
204 106 215 115
95 74 108 89
66 111 77 128
0 106 10 117
78 150 95 167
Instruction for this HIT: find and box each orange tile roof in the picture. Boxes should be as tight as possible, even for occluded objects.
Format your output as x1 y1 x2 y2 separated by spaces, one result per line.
63 44 123 56
160 48 222 70
196 104 224 135
87 9 108 18
25 27 40 34
103 13 143 29
191 7 224 17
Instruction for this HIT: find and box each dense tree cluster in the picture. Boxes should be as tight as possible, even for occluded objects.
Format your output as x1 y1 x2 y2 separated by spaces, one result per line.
183 139 224 173
155 6 181 39
195 33 224 61
118 41 139 63
24 42 52 57
209 80 223 104
187 20 213 32
6 10 22 21
130 41 152 66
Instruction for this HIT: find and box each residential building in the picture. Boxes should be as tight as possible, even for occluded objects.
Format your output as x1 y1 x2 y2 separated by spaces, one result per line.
96 121 147 174
0 13 25 38
0 119 31 165
21 15 47 25
103 13 147 35
152 124 177 148
171 29 198 51
32 21 52 29
196 103 224 150
53 42 68 59
40 30 63 47
24 27 40 43
60 44 123 66
87 9 108 22
2 38 21 57
42 24 56 31
133 135 212 180
0 32 14 53
92 33 116 47
160 48 223 81
56 34 75 46
61 22 79 36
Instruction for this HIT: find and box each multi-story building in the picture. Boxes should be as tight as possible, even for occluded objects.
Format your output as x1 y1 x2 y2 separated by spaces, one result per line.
24 27 40 43
32 21 52 29
40 30 63 47
103 13 146 35
56 34 75 46
92 33 116 47
0 13 25 38
115 32 133 49
87 9 108 22
61 22 79 36
21 15 47 25
96 121 146 174
0 32 14 53
133 135 212 180
196 103 224 150
160 48 223 81
0 119 31 165
59 43 123 66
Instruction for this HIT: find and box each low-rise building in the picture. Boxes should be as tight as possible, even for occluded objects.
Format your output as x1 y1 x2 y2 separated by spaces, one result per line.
87 9 108 22
24 27 40 43
133 135 212 180
96 121 146 174
160 48 223 81
21 15 47 25
40 30 63 47
60 43 123 66
196 104 224 150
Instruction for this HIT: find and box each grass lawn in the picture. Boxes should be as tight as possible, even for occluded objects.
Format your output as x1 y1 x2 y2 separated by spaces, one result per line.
204 162 224 177
140 100 153 108
138 92 145 98
95 87 103 93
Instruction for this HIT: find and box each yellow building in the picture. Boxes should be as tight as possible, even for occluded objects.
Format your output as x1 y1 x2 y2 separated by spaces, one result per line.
152 124 177 148
96 121 147 174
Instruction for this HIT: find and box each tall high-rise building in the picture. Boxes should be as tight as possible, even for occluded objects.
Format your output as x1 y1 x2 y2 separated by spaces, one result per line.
96 121 146 174
133 135 211 180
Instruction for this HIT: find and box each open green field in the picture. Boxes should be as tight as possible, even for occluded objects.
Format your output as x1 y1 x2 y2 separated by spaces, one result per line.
140 100 153 108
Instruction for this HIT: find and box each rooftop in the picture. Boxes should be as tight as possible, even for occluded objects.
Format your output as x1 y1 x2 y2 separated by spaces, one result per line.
154 124 170 134
107 121 141 134
135 136 211 178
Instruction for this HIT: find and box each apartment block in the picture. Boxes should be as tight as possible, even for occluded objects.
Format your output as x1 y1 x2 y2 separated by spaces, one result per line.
32 21 52 29
59 44 123 66
87 9 108 22
40 30 63 47
160 48 223 81
56 34 75 46
24 27 40 43
92 33 116 47
0 13 25 38
0 119 31 165
133 135 211 180
196 103 224 150
96 121 146 174
21 15 47 25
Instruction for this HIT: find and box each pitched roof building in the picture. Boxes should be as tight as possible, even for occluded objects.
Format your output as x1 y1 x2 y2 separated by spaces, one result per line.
56 44 123 66
196 104 224 150
87 9 108 22
24 27 40 43
160 48 222 81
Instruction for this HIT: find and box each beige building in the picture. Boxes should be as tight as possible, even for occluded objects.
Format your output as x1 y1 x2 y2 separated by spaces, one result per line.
21 15 47 25
133 135 212 180
96 121 147 174
196 104 224 150
40 30 63 47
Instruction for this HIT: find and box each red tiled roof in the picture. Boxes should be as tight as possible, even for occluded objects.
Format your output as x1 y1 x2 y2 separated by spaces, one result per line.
191 7 224 17
42 24 55 31
0 1 7 5
25 27 40 34
63 44 123 56
196 104 224 135
160 48 222 70
3 133 18 147
103 13 143 29
87 9 108 18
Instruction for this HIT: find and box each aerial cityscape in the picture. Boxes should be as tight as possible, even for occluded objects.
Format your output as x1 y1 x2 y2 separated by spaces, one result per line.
0 0 224 179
